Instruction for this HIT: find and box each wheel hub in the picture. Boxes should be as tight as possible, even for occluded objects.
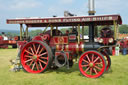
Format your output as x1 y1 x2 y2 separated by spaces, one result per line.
89 62 94 67
33 55 38 60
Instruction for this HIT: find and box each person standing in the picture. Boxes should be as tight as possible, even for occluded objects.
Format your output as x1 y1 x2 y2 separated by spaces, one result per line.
115 45 120 56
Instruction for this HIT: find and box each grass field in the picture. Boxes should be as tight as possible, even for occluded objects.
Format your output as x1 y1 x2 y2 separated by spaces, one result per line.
0 49 128 85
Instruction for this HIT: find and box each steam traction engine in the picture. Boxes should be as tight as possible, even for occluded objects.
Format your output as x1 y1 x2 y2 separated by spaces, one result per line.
7 14 122 78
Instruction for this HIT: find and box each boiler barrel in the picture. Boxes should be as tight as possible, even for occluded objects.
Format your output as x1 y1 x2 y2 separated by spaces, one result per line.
56 42 84 52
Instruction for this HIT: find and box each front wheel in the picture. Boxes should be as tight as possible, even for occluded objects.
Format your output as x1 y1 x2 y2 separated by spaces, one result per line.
79 50 106 78
20 41 52 73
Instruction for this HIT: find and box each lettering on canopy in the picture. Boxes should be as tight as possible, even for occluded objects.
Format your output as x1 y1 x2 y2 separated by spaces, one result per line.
7 16 114 24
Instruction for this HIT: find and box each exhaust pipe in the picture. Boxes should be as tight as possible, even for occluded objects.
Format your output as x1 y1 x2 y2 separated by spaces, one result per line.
88 0 96 42
88 0 96 15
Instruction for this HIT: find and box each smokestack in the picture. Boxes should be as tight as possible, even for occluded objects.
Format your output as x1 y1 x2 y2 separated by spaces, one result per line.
88 0 96 15
88 0 96 43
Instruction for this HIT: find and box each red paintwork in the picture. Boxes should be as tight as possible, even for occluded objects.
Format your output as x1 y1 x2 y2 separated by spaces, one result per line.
68 42 79 52
103 38 109 45
42 34 50 41
55 51 70 59
120 39 128 48
30 35 84 60
55 41 84 53
13 36 20 41
0 45 8 49
17 41 27 49
0 40 16 45
32 34 50 44
112 47 115 56
69 35 77 40
53 36 68 44
32 36 44 42
0 36 3 40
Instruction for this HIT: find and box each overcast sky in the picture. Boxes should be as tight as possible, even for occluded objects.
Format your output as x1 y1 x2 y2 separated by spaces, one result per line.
0 0 128 30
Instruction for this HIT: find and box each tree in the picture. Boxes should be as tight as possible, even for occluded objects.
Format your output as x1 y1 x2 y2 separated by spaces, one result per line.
29 29 43 37
119 24 128 34
60 28 72 34
80 26 89 35
6 32 18 37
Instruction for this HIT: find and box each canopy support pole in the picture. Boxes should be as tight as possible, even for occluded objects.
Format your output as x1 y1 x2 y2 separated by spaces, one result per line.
20 24 23 41
43 24 50 33
51 25 53 36
114 20 117 40
82 26 84 40
78 24 80 44
117 24 119 40
26 26 28 38
56 26 58 35
94 26 98 37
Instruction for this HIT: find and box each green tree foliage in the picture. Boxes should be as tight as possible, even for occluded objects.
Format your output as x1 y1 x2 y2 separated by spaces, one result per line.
60 27 89 35
81 26 89 35
6 32 18 37
60 28 72 34
119 24 128 34
29 29 43 37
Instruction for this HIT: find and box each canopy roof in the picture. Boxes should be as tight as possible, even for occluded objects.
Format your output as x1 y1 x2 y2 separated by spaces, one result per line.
7 14 122 27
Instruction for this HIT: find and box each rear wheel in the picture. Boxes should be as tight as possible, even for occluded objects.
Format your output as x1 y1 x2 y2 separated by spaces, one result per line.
20 41 52 73
79 50 106 78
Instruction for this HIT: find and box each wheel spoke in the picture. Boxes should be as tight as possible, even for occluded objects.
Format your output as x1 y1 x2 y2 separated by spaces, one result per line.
93 68 98 74
86 54 91 62
40 57 48 60
36 44 41 55
92 54 94 62
94 57 100 63
36 62 39 71
94 65 102 70
90 68 92 75
25 59 33 63
25 55 33 58
39 61 43 69
30 47 34 55
84 67 90 73
25 50 33 56
29 60 34 67
38 59 47 64
95 62 102 65
83 59 89 63
32 62 36 70
39 48 44 54
38 52 48 57
33 44 37 54
82 65 88 67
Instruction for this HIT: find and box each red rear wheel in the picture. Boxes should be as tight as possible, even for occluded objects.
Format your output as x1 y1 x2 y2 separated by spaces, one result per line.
79 50 106 78
21 41 52 73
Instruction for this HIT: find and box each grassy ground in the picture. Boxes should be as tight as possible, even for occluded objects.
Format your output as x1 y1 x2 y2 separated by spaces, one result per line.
0 49 128 85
